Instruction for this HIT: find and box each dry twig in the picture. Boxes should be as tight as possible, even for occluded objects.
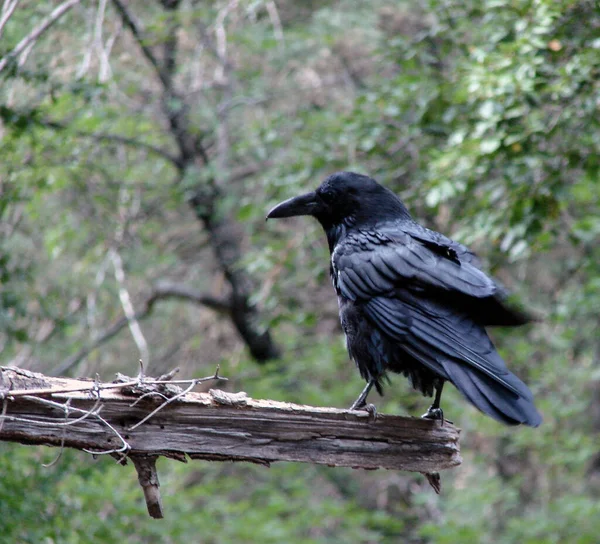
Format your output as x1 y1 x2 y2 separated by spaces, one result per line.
0 0 82 73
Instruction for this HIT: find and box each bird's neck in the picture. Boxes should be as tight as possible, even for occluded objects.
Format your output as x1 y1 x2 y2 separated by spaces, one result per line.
322 221 350 253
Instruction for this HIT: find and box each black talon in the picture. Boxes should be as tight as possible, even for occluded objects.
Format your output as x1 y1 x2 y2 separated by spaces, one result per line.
422 406 444 421
421 381 451 424
364 403 378 421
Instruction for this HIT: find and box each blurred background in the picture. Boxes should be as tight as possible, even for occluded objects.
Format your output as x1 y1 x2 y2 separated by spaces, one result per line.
1 0 599 542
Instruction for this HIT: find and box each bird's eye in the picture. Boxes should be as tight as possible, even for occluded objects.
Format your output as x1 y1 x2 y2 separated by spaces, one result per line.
317 189 335 203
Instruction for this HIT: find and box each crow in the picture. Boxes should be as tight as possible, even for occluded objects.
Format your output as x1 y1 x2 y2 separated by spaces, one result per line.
267 171 542 426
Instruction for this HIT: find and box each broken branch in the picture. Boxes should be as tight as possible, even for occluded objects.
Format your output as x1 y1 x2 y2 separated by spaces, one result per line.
0 366 461 516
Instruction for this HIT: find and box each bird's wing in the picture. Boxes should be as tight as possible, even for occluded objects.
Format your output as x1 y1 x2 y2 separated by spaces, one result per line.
363 291 516 393
362 291 541 426
333 223 533 326
333 225 497 302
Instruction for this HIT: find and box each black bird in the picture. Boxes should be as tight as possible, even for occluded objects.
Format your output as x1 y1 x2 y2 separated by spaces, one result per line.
267 172 542 426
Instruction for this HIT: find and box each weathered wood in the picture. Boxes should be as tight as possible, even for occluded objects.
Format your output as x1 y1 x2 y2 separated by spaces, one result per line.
131 455 163 519
0 367 461 473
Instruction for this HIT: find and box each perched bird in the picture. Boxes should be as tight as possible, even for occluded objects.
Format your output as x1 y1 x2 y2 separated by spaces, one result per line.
267 172 542 426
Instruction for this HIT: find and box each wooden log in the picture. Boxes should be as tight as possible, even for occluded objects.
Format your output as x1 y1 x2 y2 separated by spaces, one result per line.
0 366 461 471
0 366 461 514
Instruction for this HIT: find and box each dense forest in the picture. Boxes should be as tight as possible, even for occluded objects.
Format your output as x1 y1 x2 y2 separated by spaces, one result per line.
1 0 599 542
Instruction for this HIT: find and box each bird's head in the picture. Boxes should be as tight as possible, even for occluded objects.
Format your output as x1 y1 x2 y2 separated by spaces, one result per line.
266 172 411 232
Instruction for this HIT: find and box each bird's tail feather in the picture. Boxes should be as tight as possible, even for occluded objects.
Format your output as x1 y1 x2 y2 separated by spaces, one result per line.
403 340 542 426
364 291 542 426
441 362 542 426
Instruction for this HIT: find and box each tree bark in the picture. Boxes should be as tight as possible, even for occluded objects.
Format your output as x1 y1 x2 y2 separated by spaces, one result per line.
0 366 461 516
0 367 460 472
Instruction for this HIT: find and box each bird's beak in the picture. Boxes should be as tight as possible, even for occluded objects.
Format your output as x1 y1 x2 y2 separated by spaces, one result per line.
266 191 322 220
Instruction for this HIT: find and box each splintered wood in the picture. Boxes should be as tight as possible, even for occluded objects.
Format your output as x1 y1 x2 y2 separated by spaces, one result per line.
0 366 461 517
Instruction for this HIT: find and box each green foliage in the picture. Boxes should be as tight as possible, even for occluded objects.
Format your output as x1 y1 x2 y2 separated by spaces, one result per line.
1 0 599 542
0 445 407 544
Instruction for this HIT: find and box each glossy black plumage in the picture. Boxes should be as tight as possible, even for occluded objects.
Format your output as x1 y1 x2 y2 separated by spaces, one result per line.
267 172 542 426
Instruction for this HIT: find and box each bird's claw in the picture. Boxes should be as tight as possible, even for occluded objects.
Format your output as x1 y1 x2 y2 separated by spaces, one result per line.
364 403 378 421
349 401 378 422
421 406 445 423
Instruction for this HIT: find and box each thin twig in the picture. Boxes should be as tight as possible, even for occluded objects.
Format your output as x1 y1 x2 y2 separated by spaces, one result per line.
7 380 141 398
7 372 226 398
42 398 72 467
127 381 197 431
128 365 223 430
82 407 130 455
129 390 169 407
0 0 82 74
110 248 150 367
0 0 20 39
51 285 229 376
15 395 103 427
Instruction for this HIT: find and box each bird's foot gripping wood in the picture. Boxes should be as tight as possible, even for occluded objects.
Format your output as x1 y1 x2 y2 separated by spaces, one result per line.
349 379 375 411
349 380 378 421
420 381 452 424
421 406 445 422
362 403 378 421
350 401 378 422
421 406 453 425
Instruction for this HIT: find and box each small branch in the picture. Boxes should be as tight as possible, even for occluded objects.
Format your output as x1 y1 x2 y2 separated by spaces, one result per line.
51 282 231 376
37 118 180 166
0 0 20 40
131 455 163 519
0 367 461 517
0 0 82 74
150 280 231 312
110 248 150 366
109 0 167 87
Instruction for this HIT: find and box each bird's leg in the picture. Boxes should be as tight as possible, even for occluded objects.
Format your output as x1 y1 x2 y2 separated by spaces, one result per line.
349 379 376 411
421 381 449 423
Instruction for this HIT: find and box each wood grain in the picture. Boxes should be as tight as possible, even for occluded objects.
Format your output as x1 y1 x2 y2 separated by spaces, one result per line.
0 367 461 473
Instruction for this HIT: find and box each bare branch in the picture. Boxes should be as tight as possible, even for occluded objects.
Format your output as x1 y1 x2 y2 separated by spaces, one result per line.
109 0 167 87
127 380 197 431
0 0 82 74
0 0 20 40
150 280 231 312
0 366 462 516
37 118 180 166
51 283 231 376
131 455 163 519
110 248 150 366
